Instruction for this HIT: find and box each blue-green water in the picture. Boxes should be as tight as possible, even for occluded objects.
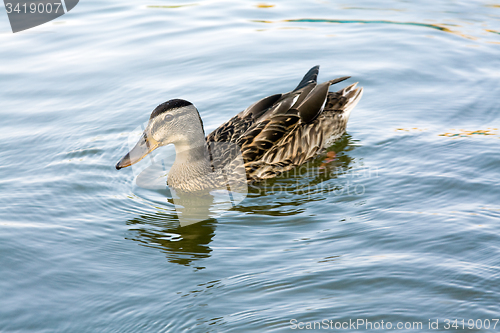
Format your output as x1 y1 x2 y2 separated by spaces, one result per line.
1 1 500 332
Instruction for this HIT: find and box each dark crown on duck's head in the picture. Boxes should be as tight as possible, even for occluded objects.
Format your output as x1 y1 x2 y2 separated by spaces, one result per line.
150 99 194 119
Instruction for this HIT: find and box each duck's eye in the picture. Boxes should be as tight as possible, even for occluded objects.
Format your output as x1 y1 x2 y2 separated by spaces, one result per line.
164 114 174 122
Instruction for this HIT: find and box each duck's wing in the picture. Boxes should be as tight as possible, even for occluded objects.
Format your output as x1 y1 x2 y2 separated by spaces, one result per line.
241 77 355 180
206 65 322 145
206 66 353 178
205 93 282 144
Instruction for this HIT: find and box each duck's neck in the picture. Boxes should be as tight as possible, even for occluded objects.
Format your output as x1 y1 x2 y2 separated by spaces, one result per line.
168 135 215 191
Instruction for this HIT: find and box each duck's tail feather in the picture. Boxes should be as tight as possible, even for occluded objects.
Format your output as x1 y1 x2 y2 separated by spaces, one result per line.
325 83 363 120
341 83 363 120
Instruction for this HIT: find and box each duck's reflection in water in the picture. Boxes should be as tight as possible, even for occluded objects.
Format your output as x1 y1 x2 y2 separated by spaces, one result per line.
126 210 217 267
126 135 357 266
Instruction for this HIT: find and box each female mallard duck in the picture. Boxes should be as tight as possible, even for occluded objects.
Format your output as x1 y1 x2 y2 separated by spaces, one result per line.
116 66 363 192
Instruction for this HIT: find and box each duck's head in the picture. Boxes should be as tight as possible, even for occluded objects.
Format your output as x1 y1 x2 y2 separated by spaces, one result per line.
116 99 205 170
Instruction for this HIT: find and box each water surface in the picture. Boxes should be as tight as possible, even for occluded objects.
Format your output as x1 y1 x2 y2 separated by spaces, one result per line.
1 0 499 332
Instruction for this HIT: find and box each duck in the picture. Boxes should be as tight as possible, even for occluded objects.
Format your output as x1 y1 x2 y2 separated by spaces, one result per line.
116 66 363 192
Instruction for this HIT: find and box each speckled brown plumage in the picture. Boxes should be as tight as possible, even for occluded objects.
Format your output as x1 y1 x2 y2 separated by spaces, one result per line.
205 65 363 182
